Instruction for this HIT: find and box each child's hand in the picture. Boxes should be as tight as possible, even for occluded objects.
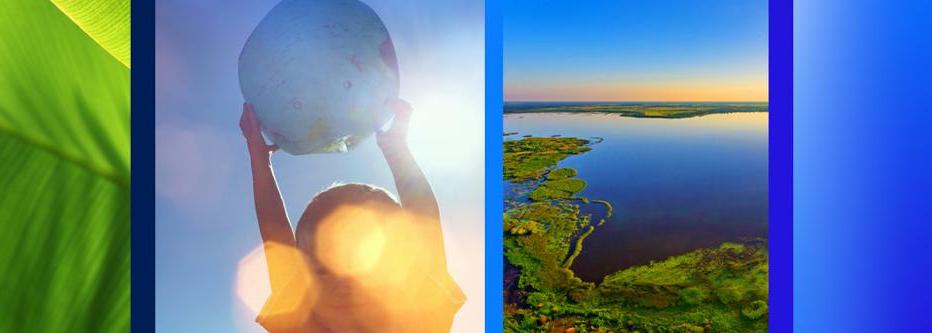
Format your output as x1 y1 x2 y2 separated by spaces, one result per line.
377 98 412 150
240 103 279 160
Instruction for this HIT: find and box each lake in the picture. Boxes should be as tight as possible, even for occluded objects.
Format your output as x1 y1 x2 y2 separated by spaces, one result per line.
504 112 768 282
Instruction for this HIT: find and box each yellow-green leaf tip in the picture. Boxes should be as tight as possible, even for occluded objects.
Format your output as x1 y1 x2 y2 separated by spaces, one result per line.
51 0 130 68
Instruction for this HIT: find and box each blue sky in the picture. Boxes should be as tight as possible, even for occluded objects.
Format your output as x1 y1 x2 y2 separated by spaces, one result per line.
504 0 768 101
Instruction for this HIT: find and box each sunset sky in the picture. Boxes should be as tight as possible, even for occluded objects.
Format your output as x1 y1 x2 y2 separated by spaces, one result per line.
504 0 768 102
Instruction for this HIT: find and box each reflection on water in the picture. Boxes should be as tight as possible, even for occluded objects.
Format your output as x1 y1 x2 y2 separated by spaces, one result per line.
505 112 768 282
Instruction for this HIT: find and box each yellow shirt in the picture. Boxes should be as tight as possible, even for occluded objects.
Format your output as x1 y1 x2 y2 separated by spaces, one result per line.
256 265 465 332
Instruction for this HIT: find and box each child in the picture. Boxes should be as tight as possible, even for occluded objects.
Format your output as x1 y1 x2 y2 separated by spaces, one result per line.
240 100 464 332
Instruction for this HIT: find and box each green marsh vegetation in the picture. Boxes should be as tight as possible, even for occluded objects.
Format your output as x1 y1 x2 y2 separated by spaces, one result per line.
504 137 591 181
549 168 578 180
530 178 588 201
503 135 768 333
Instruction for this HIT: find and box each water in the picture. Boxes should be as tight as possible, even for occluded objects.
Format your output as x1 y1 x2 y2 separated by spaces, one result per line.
504 112 768 283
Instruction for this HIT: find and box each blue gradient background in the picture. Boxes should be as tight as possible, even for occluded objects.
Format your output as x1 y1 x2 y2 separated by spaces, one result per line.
794 0 932 331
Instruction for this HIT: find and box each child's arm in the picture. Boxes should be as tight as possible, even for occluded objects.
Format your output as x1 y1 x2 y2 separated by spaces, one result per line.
377 99 440 220
377 100 465 311
240 103 297 292
377 99 447 268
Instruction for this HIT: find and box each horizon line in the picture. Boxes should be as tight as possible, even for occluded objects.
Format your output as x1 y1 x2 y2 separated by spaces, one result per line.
504 100 770 103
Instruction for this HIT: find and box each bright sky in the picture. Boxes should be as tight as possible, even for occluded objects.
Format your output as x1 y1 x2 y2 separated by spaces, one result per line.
504 0 768 102
155 0 484 332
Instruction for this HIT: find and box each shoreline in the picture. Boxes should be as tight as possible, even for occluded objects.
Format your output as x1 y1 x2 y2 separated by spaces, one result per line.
503 102 769 119
504 109 769 119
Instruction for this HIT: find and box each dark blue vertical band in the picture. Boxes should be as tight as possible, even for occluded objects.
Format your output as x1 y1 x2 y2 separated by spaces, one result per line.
131 0 155 332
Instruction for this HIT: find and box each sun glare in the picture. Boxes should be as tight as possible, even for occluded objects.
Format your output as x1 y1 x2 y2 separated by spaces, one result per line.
233 205 460 331
235 245 272 315
314 206 387 277
235 243 317 318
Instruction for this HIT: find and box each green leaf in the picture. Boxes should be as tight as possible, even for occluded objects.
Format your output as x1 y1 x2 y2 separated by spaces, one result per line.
51 0 131 68
0 0 130 331
0 135 130 332
0 0 129 188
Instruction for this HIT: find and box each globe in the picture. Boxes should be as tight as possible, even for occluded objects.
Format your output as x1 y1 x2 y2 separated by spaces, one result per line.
239 0 399 155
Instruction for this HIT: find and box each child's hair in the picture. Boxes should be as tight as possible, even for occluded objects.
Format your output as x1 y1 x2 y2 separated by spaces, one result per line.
294 183 402 256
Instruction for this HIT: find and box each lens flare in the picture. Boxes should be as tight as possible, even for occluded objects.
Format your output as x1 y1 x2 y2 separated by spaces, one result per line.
234 206 463 331
314 206 387 277
235 242 317 325
316 207 463 331
235 245 272 315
